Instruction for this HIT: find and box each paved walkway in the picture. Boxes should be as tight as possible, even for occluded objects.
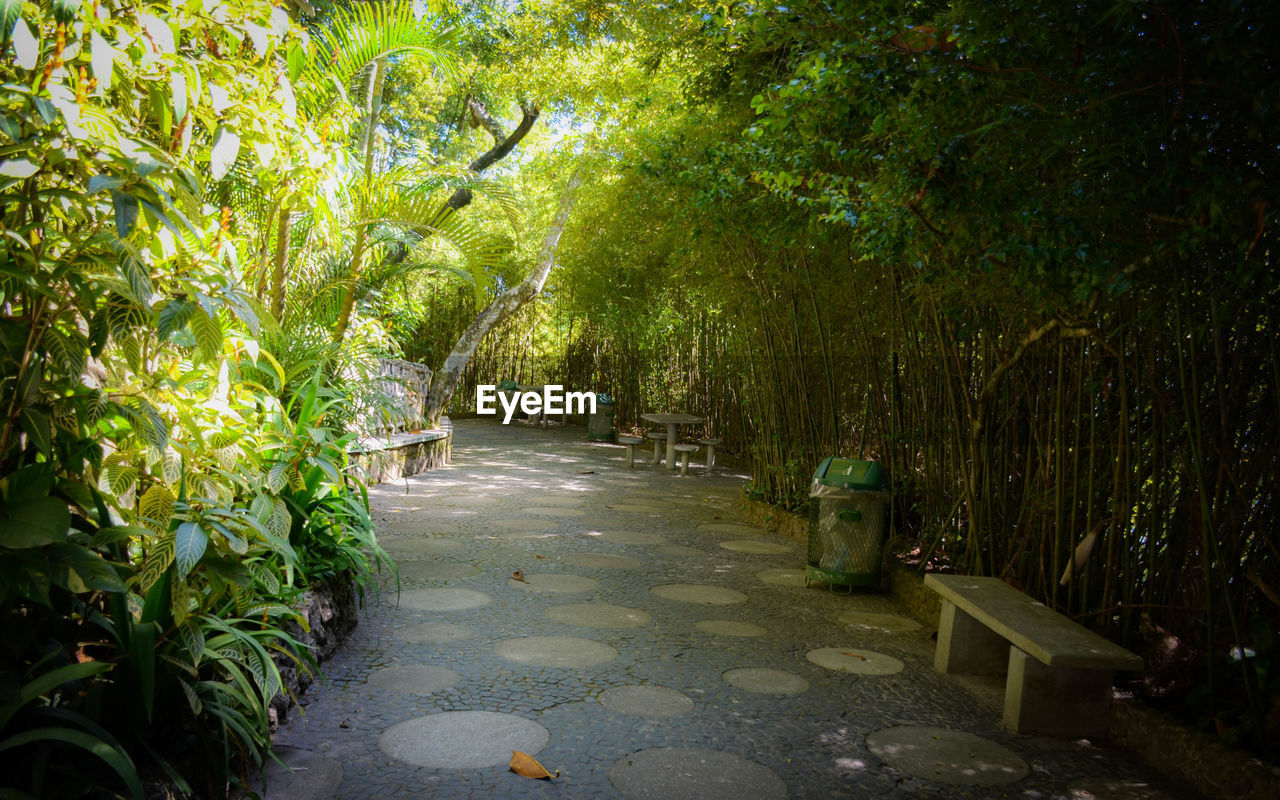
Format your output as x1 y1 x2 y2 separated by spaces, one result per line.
267 419 1182 799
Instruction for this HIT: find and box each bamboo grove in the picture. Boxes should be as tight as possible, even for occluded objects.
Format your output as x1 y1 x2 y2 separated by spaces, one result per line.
421 1 1280 756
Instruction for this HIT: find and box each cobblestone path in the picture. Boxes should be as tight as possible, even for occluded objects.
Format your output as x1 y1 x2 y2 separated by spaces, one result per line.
265 419 1182 799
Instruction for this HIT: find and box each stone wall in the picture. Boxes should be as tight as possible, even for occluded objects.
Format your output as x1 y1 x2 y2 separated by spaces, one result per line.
1108 698 1280 800
269 574 360 731
741 496 809 542
349 418 453 484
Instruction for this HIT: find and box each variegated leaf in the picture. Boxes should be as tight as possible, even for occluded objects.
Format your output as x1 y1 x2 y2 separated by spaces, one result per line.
138 484 175 533
267 461 289 492
269 498 291 540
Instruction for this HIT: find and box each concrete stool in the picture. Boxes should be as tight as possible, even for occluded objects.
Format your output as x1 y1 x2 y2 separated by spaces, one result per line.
617 435 644 468
647 432 667 465
698 437 722 470
673 443 700 476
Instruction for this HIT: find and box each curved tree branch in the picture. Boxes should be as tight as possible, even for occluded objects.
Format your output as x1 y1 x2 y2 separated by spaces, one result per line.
424 166 583 425
443 100 540 212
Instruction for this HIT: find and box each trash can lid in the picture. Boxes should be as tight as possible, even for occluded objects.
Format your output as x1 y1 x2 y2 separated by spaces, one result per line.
812 457 887 490
498 379 518 390
596 393 614 405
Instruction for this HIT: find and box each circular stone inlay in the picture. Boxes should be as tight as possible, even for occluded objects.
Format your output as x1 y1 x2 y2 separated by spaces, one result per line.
491 518 558 530
495 636 618 668
442 495 501 508
609 748 788 800
586 530 665 545
378 711 549 769
719 540 793 555
399 561 481 581
472 543 533 558
494 530 559 542
656 544 703 557
366 664 462 694
547 603 651 629
521 506 586 517
395 510 476 526
397 622 473 643
608 503 666 513
756 568 808 587
866 726 1028 786
837 610 923 634
695 620 768 637
599 685 694 717
383 538 466 557
531 495 583 507
560 552 643 569
723 668 810 695
1068 778 1173 800
603 478 645 487
509 573 601 593
806 647 904 675
698 522 767 537
650 584 749 606
399 588 493 612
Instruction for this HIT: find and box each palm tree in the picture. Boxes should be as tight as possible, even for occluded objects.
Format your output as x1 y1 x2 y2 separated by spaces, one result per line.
294 0 459 344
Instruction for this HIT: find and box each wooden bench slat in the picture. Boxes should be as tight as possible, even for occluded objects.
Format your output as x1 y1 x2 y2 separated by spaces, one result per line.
924 574 1142 671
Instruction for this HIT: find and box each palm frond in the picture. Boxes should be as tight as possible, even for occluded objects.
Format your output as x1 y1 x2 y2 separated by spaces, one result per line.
310 1 457 109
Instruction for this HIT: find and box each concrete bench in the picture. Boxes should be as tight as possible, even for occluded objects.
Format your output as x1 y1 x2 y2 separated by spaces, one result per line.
698 437 721 470
673 443 700 476
617 436 644 468
646 431 667 465
925 574 1142 736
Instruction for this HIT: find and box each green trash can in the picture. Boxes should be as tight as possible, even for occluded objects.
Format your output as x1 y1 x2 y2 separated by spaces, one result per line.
587 393 615 441
806 457 889 589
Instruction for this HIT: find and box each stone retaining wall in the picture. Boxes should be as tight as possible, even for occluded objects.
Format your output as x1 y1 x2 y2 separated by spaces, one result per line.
743 492 1280 800
269 574 360 731
1108 698 1280 800
741 496 809 542
349 418 453 484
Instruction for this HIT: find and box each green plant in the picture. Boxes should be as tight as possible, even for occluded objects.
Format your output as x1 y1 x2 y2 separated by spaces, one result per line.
266 376 391 590
0 0 389 794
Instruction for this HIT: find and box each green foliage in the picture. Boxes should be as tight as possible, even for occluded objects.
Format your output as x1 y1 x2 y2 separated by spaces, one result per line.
0 0 394 795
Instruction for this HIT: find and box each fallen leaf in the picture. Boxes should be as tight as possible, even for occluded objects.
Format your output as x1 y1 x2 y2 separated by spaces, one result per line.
512 570 530 583
842 652 868 660
510 750 558 779
577 470 594 474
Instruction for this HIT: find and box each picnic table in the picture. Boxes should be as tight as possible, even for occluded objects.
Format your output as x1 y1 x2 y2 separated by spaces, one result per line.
640 412 704 469
516 384 556 426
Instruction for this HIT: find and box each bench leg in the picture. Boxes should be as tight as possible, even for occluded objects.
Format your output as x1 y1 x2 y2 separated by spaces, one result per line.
934 600 1009 674
705 444 716 470
679 452 690 476
1003 647 1112 736
652 441 663 465
625 444 635 468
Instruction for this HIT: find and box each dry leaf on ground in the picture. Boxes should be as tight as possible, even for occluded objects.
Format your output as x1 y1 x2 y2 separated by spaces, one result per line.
510 750 558 779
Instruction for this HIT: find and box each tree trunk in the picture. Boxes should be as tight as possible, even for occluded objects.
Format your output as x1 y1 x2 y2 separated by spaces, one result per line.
331 58 387 344
439 100 540 215
423 168 583 425
269 204 291 319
